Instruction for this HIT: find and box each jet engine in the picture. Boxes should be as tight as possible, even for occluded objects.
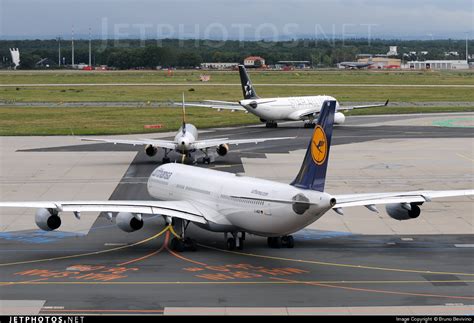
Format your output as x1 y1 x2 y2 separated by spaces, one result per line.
334 112 346 125
386 203 422 221
216 144 229 156
145 144 158 157
116 212 144 232
35 208 61 231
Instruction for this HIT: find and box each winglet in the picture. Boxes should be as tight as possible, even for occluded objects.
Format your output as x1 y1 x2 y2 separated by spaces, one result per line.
290 100 336 192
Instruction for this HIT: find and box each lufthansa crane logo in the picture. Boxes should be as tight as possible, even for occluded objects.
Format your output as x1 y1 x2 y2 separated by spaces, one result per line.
311 126 327 165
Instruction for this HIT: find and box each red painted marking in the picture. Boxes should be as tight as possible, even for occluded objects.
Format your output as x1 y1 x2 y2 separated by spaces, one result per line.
144 124 163 129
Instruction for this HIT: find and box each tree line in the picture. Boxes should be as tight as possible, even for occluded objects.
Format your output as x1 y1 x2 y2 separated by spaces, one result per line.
0 38 471 69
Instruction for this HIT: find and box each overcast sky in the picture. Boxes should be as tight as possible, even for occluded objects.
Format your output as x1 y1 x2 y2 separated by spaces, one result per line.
1 0 473 39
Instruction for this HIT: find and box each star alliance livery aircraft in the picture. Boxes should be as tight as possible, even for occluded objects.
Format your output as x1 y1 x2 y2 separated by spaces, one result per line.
184 65 389 128
0 101 471 251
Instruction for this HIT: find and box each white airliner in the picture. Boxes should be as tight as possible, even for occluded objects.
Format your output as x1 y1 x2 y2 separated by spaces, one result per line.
184 65 388 128
81 95 292 164
1 100 471 252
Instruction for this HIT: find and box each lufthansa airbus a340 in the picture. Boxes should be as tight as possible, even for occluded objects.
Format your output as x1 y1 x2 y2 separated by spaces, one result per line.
0 101 471 251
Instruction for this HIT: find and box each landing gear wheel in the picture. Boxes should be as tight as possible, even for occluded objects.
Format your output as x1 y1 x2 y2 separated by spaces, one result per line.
203 157 211 164
265 122 278 128
227 238 236 251
268 237 282 249
170 237 185 252
162 157 171 164
237 238 244 250
184 237 198 252
286 235 294 248
304 123 315 128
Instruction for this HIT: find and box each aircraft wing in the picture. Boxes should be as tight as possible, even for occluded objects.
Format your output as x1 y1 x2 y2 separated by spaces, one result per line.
333 189 473 209
177 102 247 112
338 99 389 111
0 200 207 224
193 137 295 150
81 138 176 150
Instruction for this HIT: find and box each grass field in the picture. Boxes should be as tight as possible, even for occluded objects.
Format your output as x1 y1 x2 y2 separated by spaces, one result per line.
1 69 474 85
0 69 472 135
3 85 474 103
0 106 472 136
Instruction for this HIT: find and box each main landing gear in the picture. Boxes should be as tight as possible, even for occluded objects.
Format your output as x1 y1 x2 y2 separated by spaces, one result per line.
265 121 278 128
225 232 245 251
162 149 171 164
267 236 294 249
303 122 316 128
200 148 211 164
169 218 197 252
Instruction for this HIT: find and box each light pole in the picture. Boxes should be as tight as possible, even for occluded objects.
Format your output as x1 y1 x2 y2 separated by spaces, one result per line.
57 37 61 67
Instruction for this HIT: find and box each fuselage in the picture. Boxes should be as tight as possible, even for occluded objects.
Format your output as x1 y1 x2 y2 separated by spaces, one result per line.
174 124 198 153
239 95 341 122
147 163 334 236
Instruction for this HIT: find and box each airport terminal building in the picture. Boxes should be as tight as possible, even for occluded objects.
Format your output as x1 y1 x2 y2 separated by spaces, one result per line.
402 60 470 70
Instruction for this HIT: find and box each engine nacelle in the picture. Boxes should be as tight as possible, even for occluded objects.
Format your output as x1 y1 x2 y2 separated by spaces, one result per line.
145 144 158 157
386 203 421 221
216 144 229 156
35 208 61 231
116 212 144 232
334 112 346 125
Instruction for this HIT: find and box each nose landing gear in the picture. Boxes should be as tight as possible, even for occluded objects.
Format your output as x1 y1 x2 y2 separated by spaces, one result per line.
225 232 246 250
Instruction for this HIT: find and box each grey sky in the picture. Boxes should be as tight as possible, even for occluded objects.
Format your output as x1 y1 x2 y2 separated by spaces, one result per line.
1 0 473 39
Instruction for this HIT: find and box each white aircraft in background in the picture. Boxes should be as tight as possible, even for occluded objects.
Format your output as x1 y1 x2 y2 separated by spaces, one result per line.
184 65 388 128
338 61 374 69
1 100 471 252
81 95 292 164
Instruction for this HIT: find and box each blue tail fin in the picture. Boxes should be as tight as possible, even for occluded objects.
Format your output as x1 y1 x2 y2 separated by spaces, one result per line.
290 100 336 192
238 65 259 100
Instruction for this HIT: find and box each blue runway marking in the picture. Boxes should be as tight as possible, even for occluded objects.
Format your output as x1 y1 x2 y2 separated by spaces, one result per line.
293 229 353 241
0 230 83 244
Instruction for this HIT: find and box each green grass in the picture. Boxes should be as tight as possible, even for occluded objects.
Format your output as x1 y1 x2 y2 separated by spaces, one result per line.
0 106 259 136
1 69 474 85
3 85 474 102
0 106 472 136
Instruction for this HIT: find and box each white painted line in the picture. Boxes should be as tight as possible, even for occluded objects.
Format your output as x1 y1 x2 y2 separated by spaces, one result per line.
454 244 474 248
104 243 128 246
401 238 414 241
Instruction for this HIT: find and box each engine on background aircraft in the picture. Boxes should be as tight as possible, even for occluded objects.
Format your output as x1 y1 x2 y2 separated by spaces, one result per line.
145 144 158 157
334 112 346 125
216 144 229 156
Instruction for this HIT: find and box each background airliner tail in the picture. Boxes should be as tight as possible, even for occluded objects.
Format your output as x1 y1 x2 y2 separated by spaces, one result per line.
290 100 336 192
238 65 259 100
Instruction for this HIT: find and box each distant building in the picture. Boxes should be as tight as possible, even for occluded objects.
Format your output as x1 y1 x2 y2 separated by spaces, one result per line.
387 46 398 56
244 56 266 68
402 60 469 70
200 62 238 70
9 48 20 69
444 51 460 57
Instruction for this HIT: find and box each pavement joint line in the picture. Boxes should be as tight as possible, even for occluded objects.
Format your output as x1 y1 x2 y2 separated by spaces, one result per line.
198 244 474 277
270 277 474 301
457 153 474 163
1 280 473 285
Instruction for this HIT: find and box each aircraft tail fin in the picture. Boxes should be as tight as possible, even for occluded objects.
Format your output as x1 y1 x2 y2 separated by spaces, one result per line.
181 93 186 134
290 100 336 192
238 65 259 100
